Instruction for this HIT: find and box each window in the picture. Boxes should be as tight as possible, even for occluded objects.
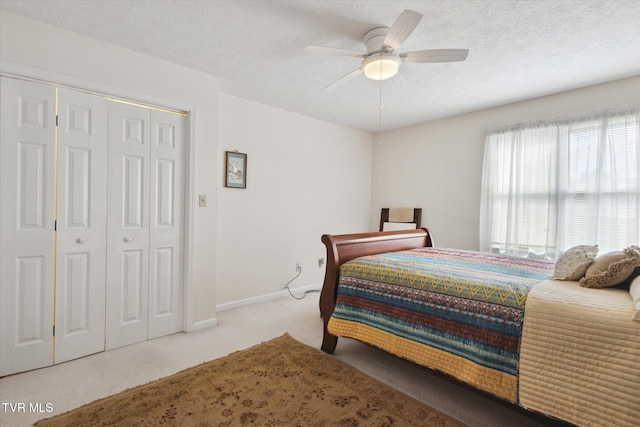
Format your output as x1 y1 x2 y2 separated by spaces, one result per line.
480 107 640 259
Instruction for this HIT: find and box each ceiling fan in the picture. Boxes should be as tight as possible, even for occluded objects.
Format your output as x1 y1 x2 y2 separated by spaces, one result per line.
305 9 468 91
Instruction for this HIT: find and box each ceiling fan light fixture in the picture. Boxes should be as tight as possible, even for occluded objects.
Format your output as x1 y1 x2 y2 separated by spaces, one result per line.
362 55 400 81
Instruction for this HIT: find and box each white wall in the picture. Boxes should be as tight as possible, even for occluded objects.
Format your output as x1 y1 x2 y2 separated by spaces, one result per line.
372 75 640 250
0 12 220 326
217 94 372 305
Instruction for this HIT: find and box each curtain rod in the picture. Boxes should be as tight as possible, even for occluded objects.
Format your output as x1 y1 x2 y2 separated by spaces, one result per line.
487 105 640 135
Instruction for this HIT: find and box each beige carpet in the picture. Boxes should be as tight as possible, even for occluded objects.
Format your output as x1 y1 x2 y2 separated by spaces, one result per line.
34 334 464 427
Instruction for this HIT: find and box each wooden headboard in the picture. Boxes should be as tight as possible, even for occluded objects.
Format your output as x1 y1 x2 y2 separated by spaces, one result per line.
319 228 433 352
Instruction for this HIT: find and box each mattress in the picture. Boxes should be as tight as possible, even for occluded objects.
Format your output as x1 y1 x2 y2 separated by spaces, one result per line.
328 247 554 401
519 279 640 426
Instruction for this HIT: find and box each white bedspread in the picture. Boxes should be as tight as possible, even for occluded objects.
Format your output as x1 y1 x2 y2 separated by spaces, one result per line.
519 279 640 426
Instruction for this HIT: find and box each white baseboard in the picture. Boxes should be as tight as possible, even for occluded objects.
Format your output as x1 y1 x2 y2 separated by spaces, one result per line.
189 317 219 332
216 283 322 312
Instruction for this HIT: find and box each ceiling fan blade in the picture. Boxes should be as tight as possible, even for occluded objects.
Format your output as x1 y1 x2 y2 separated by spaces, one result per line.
305 45 366 58
323 68 362 91
401 49 469 63
383 9 423 50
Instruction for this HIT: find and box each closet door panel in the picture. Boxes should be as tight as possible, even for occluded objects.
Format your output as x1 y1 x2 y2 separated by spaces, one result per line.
0 77 56 376
148 111 184 339
54 88 108 364
106 102 150 350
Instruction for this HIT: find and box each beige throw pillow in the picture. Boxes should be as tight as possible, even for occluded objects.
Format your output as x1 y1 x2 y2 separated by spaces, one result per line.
552 245 598 281
579 246 640 289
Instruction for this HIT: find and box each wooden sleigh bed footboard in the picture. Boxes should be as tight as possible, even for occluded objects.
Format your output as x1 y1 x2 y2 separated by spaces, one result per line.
319 228 433 353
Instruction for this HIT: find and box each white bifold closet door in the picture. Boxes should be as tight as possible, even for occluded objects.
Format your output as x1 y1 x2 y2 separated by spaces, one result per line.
105 102 184 350
54 88 108 364
1 78 57 376
0 78 108 375
1 77 185 376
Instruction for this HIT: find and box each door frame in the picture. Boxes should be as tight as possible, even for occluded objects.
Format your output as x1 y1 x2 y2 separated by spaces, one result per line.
1 60 198 333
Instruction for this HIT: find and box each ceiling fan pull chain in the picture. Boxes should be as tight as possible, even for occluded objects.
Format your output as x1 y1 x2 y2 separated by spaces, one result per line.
379 68 383 130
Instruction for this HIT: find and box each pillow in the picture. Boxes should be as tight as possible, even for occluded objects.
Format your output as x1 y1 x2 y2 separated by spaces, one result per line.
579 246 640 289
630 275 640 321
552 245 598 280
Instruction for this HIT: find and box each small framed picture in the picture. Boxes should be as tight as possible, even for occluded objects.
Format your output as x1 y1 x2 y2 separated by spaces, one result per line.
225 151 247 188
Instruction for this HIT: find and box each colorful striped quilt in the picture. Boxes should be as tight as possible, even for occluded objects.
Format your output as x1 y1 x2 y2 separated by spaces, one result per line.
328 247 554 401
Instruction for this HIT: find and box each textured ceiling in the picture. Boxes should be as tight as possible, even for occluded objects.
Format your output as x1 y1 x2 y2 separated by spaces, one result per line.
2 0 640 132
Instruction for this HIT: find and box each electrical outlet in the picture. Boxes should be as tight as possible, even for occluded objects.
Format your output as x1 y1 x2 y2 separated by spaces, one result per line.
198 194 207 207
296 263 301 272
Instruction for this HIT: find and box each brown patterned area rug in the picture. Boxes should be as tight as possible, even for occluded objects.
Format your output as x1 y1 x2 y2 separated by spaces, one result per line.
35 334 464 427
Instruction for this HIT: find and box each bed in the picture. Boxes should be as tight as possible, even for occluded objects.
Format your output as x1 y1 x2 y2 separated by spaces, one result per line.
319 228 640 427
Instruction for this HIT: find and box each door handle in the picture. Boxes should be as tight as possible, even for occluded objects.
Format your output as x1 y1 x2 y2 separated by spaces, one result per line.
76 237 87 244
123 236 134 242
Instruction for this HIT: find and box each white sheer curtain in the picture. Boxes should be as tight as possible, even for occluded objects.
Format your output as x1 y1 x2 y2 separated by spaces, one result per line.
480 107 640 259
